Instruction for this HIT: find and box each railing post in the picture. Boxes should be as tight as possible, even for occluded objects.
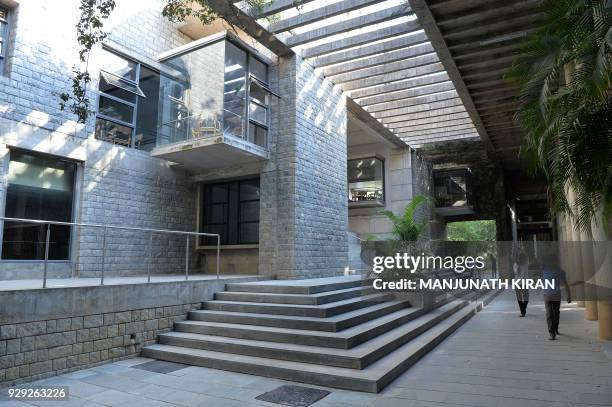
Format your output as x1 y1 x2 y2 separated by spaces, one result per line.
42 223 51 288
147 231 153 283
216 235 220 280
185 235 190 281
100 227 107 286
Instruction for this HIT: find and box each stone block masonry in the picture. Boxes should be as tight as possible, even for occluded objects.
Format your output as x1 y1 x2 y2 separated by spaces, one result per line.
0 276 261 385
259 55 349 279
0 303 200 384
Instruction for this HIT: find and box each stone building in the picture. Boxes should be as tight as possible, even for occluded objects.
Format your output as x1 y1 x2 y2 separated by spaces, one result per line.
0 0 443 281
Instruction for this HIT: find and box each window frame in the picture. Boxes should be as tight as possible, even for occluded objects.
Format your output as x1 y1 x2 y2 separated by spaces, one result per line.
198 178 260 247
347 156 386 206
0 148 80 262
0 5 10 74
95 50 159 150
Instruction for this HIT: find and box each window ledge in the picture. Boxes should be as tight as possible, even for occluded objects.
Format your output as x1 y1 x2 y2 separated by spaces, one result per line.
197 244 259 250
349 200 385 209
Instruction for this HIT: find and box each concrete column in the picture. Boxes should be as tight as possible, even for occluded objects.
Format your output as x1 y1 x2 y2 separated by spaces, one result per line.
567 189 585 307
258 54 348 279
580 228 598 320
592 214 612 340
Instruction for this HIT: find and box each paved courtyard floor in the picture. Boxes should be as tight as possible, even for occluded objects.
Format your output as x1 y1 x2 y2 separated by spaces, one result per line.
1 290 611 407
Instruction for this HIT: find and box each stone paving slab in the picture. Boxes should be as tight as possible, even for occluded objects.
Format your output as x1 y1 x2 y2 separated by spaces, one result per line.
1 290 610 407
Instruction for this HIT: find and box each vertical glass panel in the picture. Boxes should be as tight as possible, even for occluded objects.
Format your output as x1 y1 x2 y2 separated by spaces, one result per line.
248 123 267 147
223 42 246 138
250 58 268 84
98 96 134 123
98 74 137 103
2 150 76 260
95 118 133 146
100 49 138 82
239 179 260 201
238 222 258 244
348 158 384 203
249 101 267 126
135 66 160 151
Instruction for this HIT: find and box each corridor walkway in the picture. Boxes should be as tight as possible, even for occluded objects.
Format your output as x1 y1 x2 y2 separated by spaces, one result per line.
2 290 610 407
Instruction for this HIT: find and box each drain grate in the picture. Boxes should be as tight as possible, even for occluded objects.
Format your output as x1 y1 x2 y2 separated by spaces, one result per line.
255 385 331 407
132 360 189 374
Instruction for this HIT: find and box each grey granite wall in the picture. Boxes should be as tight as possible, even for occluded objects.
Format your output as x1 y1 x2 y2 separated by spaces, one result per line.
0 276 260 385
259 55 348 279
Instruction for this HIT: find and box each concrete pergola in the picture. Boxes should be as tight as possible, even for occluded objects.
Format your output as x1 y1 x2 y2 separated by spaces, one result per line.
209 0 499 167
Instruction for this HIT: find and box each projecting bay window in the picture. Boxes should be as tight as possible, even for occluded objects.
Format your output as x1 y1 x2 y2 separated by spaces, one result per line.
348 157 385 206
95 49 160 150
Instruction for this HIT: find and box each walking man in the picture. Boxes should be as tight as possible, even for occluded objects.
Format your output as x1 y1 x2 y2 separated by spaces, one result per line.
541 253 572 340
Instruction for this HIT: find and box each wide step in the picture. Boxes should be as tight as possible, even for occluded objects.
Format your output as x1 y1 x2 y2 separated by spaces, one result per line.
143 276 497 393
202 292 392 318
189 299 409 332
143 303 476 393
225 276 372 295
159 299 466 369
215 285 376 305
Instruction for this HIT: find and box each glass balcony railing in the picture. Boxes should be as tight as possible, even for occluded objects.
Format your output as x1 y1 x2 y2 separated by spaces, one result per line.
156 105 248 147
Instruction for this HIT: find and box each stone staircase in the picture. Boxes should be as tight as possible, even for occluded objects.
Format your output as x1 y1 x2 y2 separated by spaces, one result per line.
142 276 492 393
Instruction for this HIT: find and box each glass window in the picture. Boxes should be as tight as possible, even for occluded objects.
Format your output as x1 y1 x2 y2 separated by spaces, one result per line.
223 42 247 138
433 169 470 208
348 157 384 203
200 178 259 245
249 101 267 126
95 51 160 150
95 119 133 147
100 49 138 82
248 123 267 147
250 58 268 84
98 95 134 124
2 150 76 260
0 7 9 73
135 66 161 151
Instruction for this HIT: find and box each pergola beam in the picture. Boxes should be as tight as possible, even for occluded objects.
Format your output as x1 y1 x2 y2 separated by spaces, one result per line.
371 98 464 120
365 89 457 113
330 52 438 84
409 0 499 162
304 21 422 60
255 0 318 18
285 4 411 47
381 105 468 125
358 81 455 107
269 0 382 33
388 112 470 129
390 117 473 133
207 0 293 56
350 71 449 99
341 62 445 92
397 123 475 138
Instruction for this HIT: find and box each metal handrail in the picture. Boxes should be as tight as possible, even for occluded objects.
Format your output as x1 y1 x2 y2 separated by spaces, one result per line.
0 216 221 288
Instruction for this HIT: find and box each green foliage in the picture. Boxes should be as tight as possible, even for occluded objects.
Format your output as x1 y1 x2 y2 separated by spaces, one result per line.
162 0 280 25
446 220 496 242
59 0 116 123
379 195 431 242
506 0 612 234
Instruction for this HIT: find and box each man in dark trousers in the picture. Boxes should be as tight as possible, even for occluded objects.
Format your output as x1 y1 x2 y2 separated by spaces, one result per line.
541 252 572 340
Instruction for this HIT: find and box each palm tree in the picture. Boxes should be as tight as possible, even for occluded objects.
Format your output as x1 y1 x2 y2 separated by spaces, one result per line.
379 195 431 241
507 0 611 234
